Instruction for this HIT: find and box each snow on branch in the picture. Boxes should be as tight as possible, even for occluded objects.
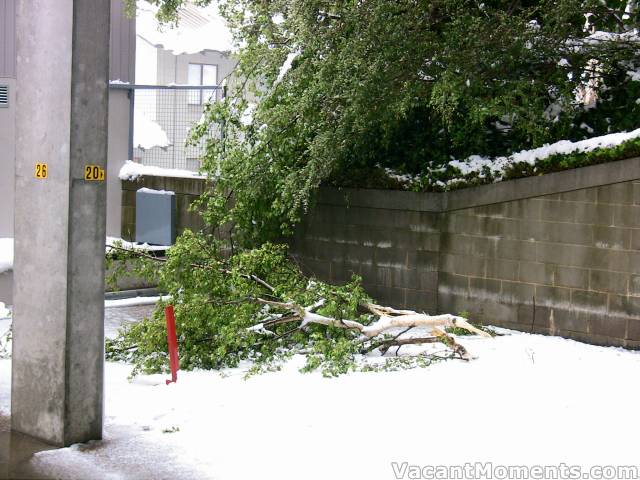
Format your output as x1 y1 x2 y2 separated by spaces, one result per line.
275 50 301 85
250 298 491 360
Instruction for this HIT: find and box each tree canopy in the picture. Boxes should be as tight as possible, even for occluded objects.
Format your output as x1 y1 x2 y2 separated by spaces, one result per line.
132 0 640 244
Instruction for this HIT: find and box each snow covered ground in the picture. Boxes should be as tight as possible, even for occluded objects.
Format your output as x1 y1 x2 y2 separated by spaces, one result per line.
0 238 13 274
1 326 639 480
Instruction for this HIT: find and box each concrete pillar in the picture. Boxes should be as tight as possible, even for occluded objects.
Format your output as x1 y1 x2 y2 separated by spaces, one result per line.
11 0 110 446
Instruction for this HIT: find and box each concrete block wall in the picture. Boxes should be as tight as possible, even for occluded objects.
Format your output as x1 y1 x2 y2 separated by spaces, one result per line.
121 176 207 241
291 157 640 348
437 183 640 347
291 191 442 313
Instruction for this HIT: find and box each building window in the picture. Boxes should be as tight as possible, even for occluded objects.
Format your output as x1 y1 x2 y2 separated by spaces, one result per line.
187 63 218 105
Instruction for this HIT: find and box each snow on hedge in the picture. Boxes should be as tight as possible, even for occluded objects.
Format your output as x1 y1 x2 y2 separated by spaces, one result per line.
118 161 206 181
448 127 640 182
134 112 170 150
0 238 13 274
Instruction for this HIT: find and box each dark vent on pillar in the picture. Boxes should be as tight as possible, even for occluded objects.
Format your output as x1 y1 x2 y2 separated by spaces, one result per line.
0 86 7 107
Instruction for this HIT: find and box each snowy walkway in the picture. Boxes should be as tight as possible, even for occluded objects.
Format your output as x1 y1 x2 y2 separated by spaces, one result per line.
105 304 155 340
0 321 638 479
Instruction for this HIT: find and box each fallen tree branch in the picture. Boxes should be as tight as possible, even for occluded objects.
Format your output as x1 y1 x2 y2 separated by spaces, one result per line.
248 297 491 360
360 311 491 338
363 303 419 317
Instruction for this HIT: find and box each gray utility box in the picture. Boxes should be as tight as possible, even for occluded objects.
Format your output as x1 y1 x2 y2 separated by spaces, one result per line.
136 188 176 246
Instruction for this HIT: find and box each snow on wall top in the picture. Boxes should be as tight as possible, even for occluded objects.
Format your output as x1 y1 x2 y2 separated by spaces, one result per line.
136 3 234 55
0 237 169 275
137 187 176 196
448 127 640 181
119 160 206 181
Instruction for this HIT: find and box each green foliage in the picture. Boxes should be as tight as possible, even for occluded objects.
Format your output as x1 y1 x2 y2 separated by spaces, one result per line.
107 237 483 377
359 354 447 373
107 236 376 377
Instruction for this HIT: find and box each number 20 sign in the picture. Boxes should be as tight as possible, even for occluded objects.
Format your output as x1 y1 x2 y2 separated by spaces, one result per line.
84 165 105 181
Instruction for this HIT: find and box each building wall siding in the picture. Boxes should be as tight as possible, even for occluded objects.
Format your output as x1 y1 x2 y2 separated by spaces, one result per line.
109 0 136 83
1 0 134 81
0 0 16 78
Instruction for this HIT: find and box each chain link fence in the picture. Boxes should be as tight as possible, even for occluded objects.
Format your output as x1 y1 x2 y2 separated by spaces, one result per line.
112 84 224 171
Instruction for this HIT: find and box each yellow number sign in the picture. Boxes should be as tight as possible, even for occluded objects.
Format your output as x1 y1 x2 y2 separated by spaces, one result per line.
35 163 48 179
84 165 105 181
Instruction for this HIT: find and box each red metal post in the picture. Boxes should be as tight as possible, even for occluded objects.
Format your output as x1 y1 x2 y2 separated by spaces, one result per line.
165 305 179 384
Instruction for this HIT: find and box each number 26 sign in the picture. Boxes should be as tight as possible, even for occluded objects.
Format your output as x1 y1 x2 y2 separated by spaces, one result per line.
34 163 48 179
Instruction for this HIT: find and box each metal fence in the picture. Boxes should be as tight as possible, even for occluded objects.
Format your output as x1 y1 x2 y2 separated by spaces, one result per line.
111 84 224 171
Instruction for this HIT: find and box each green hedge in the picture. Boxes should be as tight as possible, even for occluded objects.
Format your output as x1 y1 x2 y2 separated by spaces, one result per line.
329 136 640 192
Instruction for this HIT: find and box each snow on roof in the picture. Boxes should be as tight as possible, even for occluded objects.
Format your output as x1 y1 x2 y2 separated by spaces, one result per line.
0 237 169 275
136 3 234 55
119 160 206 181
106 236 171 253
0 238 13 275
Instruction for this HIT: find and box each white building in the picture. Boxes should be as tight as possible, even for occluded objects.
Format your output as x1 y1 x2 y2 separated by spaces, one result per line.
132 3 238 171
